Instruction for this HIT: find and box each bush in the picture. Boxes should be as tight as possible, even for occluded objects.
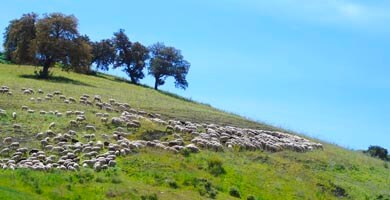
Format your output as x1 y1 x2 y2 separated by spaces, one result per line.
364 146 389 161
111 176 122 184
181 148 191 157
168 180 179 189
192 178 218 199
207 157 226 176
229 187 241 198
247 195 256 200
141 194 158 200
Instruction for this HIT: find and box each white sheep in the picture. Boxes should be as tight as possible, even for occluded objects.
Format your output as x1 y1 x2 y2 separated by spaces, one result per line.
85 125 96 132
101 117 108 123
49 122 56 129
12 112 16 119
3 137 12 144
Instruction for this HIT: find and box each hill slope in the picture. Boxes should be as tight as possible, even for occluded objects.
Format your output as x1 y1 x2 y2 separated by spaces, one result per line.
0 64 389 200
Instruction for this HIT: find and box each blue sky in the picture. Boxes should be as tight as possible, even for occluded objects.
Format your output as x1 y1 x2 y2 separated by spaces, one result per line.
1 0 389 150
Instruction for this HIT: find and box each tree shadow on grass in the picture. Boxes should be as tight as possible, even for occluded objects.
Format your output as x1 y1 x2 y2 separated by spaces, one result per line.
19 74 95 87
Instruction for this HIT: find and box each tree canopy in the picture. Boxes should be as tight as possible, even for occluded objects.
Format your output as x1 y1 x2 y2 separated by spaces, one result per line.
3 13 37 64
112 29 149 84
31 13 85 78
148 42 190 90
91 39 116 71
3 13 191 89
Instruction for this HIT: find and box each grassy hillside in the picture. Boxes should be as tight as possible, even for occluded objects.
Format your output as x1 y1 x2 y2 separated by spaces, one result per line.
0 63 389 200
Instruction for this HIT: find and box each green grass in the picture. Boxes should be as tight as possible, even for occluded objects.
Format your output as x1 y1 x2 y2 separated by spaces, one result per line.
0 63 389 200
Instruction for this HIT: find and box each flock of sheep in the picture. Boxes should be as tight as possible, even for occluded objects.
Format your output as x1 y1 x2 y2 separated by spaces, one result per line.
0 85 323 171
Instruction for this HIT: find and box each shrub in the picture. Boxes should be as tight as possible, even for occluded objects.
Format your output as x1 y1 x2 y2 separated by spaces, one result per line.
141 194 158 200
247 195 256 200
181 148 191 157
207 157 226 176
168 180 179 189
192 178 218 199
364 146 389 161
111 177 122 184
229 187 241 198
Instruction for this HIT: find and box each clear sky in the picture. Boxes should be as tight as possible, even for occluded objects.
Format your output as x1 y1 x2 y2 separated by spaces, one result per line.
1 0 389 150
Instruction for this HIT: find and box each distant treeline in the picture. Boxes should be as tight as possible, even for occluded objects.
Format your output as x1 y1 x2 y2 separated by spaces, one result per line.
2 13 190 90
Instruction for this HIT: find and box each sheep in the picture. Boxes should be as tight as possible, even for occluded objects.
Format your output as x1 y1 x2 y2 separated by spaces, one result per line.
40 110 47 115
21 106 29 111
66 111 74 116
64 100 70 104
56 112 63 117
13 124 22 129
49 122 56 129
75 111 84 115
95 102 103 109
46 130 55 137
37 97 42 102
69 120 78 126
106 107 113 112
83 134 96 141
85 125 96 132
69 97 76 103
23 90 33 95
3 137 12 145
7 91 12 96
126 122 139 129
76 116 86 123
59 95 66 100
100 117 108 123
38 89 44 94
27 109 35 113
30 97 35 102
12 112 16 120
53 91 62 95
36 132 44 139
93 95 102 102
10 142 20 149
166 125 174 132
109 99 116 104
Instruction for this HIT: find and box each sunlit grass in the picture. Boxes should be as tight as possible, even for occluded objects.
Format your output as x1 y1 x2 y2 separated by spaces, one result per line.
0 63 389 200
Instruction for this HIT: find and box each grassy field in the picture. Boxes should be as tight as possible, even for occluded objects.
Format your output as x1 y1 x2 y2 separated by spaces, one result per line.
0 63 389 200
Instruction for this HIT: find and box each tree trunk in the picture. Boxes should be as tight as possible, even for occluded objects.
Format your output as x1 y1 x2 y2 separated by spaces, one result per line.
41 64 50 79
154 78 158 90
130 76 136 84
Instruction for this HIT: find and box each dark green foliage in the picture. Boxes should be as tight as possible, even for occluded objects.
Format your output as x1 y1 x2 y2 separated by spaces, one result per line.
111 177 122 184
181 148 191 157
192 178 218 199
168 180 179 189
247 195 256 200
113 29 149 84
364 145 389 161
148 42 190 90
92 39 116 71
32 13 90 78
141 194 158 200
69 35 93 74
229 187 241 198
0 52 11 64
3 13 37 65
207 157 226 176
3 13 92 78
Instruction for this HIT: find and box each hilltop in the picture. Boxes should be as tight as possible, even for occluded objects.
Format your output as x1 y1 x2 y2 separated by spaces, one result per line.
0 63 389 200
